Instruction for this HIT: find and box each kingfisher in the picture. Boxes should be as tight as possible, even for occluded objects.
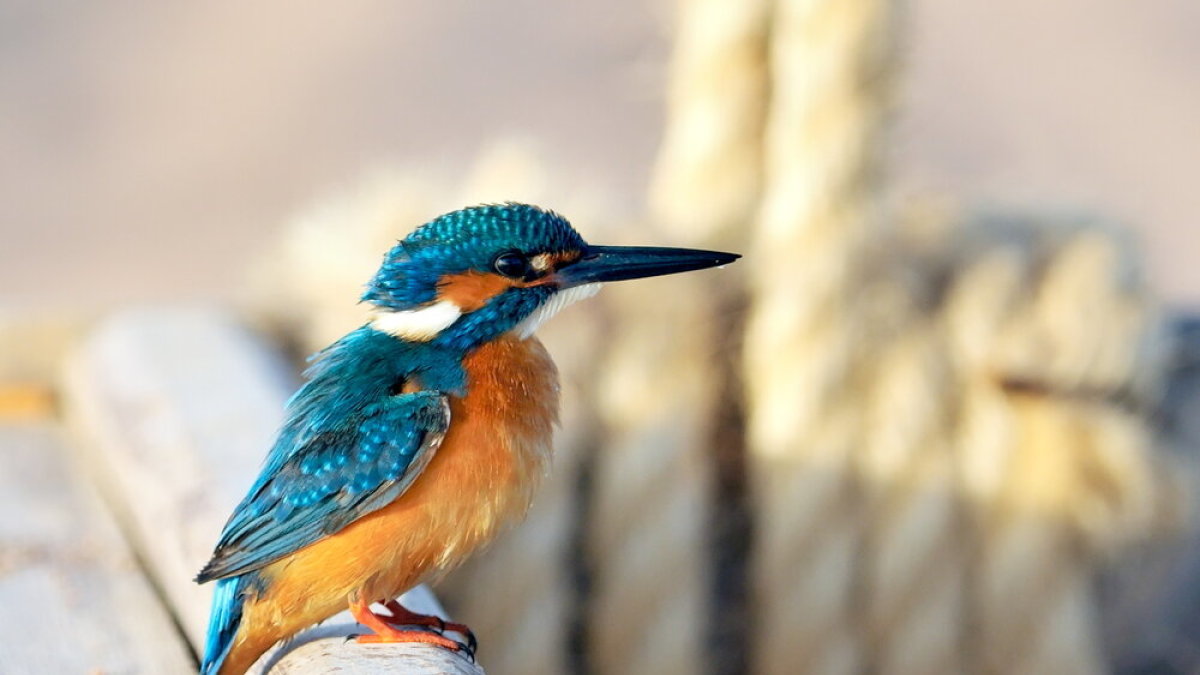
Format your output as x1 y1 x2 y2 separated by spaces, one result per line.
195 203 738 674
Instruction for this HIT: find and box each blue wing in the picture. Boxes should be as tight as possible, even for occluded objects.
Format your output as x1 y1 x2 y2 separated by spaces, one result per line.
196 389 449 582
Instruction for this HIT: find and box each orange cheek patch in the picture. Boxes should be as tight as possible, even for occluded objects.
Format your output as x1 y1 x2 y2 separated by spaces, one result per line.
436 271 515 311
437 250 584 305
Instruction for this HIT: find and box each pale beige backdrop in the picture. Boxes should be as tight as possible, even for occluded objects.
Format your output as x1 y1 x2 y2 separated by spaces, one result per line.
2 0 1197 307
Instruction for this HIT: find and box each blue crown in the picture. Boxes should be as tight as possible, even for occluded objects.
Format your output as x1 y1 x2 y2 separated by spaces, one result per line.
362 203 585 311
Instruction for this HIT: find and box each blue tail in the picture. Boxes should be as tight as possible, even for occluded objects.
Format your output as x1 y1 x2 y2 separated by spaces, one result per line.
200 576 249 675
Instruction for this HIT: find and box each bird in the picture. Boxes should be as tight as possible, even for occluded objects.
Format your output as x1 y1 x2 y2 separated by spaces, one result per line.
195 202 739 674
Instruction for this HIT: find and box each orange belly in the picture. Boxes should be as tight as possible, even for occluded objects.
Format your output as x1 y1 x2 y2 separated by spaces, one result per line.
224 335 559 673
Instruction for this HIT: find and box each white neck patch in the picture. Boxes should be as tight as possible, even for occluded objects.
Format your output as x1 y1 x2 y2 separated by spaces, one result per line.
369 301 463 341
511 283 603 338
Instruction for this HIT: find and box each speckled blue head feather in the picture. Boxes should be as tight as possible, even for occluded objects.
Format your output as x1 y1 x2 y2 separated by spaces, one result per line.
362 203 585 311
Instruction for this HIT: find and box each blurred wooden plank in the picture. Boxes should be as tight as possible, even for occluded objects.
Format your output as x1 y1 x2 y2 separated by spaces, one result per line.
61 307 291 647
60 306 483 674
0 422 194 673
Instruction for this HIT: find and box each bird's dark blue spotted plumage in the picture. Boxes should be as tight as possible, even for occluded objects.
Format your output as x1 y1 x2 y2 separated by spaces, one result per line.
363 203 584 312
197 329 460 583
196 394 448 581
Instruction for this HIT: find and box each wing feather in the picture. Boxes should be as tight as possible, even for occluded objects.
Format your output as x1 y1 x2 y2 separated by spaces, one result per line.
196 391 449 582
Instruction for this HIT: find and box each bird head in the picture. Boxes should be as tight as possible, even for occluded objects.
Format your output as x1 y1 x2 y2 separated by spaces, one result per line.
362 203 739 350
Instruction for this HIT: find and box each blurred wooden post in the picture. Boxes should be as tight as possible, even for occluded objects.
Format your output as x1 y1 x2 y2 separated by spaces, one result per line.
60 307 483 675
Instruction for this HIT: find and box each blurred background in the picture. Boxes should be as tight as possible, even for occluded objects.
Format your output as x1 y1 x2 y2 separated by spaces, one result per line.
3 0 1198 309
3 1 1200 674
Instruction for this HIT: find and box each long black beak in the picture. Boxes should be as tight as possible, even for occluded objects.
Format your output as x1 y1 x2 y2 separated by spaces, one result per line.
558 245 740 286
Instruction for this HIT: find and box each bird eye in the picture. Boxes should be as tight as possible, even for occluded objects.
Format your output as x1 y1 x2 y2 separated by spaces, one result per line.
493 251 531 279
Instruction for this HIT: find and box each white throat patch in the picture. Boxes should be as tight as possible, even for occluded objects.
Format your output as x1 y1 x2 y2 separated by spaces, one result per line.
512 283 603 338
369 301 463 341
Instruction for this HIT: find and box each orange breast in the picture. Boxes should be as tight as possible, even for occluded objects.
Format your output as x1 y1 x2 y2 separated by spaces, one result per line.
233 335 560 661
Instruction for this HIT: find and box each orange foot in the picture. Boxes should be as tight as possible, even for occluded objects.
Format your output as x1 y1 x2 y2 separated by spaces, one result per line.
379 598 478 654
348 596 474 657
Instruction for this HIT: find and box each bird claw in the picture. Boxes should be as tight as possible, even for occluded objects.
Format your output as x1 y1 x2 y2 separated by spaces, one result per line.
450 639 476 662
437 623 476 658
423 631 475 661
458 629 478 657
